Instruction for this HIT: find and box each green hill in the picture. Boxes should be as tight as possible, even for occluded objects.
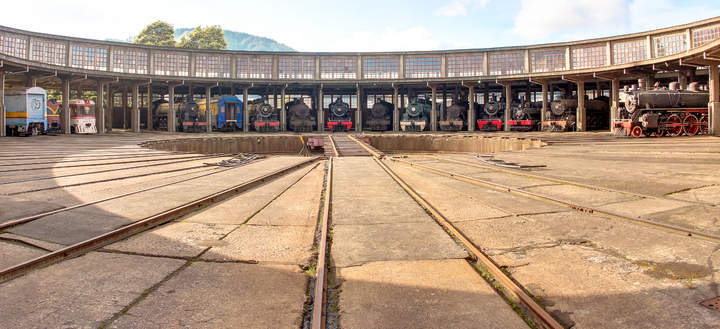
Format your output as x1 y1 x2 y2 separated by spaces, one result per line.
175 28 295 52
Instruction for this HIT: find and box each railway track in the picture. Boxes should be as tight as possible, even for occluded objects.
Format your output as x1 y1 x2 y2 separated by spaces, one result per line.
0 156 321 283
307 136 563 329
391 156 720 243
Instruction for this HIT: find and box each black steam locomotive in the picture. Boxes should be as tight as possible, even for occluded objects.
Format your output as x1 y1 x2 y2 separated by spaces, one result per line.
152 99 205 133
366 99 393 131
614 81 708 137
478 98 505 131
251 100 280 132
286 98 315 132
439 98 467 131
509 101 541 131
544 96 609 132
400 98 431 132
328 97 353 132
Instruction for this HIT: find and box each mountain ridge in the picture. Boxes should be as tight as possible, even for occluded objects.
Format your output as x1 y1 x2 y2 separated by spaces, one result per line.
174 28 295 52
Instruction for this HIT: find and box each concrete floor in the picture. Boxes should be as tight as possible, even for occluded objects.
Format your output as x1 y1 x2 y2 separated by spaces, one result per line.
0 131 718 328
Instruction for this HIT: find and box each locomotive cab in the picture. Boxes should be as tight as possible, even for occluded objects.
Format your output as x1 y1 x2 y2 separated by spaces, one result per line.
69 99 97 134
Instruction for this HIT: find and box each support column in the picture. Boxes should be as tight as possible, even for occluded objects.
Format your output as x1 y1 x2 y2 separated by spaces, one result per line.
96 81 105 134
577 80 586 132
62 79 71 134
106 85 113 132
356 85 363 132
205 86 212 133
242 87 249 133
392 86 399 132
504 83 512 132
280 85 287 132
146 83 152 131
0 72 5 137
168 85 176 133
709 64 720 137
430 86 437 131
121 88 128 129
317 86 324 132
541 82 548 125
611 78 620 132
466 84 475 131
132 84 140 133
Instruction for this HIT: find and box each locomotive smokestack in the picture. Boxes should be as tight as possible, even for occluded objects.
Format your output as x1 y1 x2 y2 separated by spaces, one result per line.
638 79 647 90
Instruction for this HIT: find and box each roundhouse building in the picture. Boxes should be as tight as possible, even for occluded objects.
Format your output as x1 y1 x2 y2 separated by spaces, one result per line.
0 17 719 136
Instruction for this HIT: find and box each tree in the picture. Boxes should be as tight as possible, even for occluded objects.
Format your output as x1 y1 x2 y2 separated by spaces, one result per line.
134 21 176 47
178 25 227 50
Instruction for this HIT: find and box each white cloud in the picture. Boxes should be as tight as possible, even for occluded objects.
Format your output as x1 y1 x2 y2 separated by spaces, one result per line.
435 0 490 17
511 0 628 40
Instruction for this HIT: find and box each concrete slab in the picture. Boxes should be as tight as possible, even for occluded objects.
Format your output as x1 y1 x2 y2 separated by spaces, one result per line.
105 222 237 258
492 245 720 329
108 262 307 329
0 232 66 251
523 184 638 206
202 225 316 264
599 197 692 217
7 207 133 245
337 259 528 329
645 205 720 235
0 240 47 269
0 196 64 222
0 252 184 329
332 222 468 267
246 164 324 226
668 185 720 205
179 166 315 225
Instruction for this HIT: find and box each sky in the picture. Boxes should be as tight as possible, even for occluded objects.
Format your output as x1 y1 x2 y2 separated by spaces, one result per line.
9 0 720 52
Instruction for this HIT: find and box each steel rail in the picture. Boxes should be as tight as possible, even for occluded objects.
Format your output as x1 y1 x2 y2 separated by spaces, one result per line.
393 157 720 243
371 156 564 329
0 154 214 172
328 135 339 158
346 136 562 329
0 152 191 166
311 157 332 329
0 158 256 230
431 156 662 200
346 135 384 158
0 156 320 283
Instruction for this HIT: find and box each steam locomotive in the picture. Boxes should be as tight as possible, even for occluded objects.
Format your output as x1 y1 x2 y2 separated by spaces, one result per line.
614 81 709 137
286 98 315 132
439 98 467 131
250 100 281 132
328 97 353 132
543 98 578 132
366 99 393 131
152 100 205 132
400 98 432 132
477 98 505 131
508 101 541 131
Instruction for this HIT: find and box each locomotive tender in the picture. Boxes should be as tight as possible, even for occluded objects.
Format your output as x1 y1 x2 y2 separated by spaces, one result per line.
4 87 47 136
400 98 431 132
367 99 393 131
614 81 709 137
328 97 353 132
287 98 315 132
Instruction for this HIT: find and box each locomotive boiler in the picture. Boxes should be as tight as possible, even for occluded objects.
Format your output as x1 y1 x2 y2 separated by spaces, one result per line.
614 81 709 137
327 97 352 132
477 98 505 131
287 98 315 132
439 98 467 131
400 98 431 132
366 99 393 131
251 100 281 132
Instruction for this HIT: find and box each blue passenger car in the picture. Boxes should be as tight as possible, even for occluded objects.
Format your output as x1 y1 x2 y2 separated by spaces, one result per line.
198 96 243 132
5 87 47 136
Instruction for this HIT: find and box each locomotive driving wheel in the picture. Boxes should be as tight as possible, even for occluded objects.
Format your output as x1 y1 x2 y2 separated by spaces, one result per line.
630 125 644 138
699 115 709 135
665 114 683 137
682 114 700 136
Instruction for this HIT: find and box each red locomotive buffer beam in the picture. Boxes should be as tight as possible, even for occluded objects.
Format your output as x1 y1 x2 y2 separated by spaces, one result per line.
508 120 534 131
477 120 503 131
327 121 352 131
